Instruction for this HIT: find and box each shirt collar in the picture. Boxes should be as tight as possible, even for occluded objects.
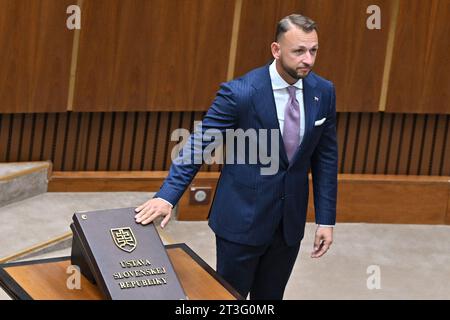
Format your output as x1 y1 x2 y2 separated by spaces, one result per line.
269 59 303 90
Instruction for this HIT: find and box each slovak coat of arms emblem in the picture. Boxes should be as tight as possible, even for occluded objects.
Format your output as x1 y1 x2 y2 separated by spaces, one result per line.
110 227 137 253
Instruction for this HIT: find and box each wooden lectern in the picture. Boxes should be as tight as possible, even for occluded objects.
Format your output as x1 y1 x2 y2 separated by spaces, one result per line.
0 243 241 300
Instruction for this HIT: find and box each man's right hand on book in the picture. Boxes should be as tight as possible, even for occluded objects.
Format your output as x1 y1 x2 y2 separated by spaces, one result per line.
134 198 172 228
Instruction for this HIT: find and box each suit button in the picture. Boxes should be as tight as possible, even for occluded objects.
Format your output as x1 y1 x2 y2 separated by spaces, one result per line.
281 196 285 200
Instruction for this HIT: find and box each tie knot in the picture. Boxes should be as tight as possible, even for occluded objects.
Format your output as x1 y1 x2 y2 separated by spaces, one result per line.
287 86 296 98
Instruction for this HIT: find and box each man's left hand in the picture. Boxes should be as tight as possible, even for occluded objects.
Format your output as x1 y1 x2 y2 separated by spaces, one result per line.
311 226 333 258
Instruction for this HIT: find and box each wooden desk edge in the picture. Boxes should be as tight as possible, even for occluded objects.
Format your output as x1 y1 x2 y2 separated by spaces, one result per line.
0 243 243 300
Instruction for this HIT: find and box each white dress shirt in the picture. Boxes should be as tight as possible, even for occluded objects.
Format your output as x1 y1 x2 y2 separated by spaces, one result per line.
269 60 305 146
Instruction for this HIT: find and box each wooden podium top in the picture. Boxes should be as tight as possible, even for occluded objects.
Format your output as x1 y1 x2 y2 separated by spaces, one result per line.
0 243 241 300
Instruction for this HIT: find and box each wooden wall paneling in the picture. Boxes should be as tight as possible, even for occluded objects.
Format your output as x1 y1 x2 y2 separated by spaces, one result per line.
130 112 147 171
302 0 391 112
48 113 61 169
335 175 448 224
233 0 280 77
0 114 12 161
106 113 123 171
4 114 15 161
342 113 360 173
39 113 56 163
0 0 73 113
22 114 32 161
375 113 393 174
164 112 182 170
48 171 182 193
136 112 150 171
441 117 450 176
364 113 381 173
193 112 210 172
396 114 413 175
419 115 437 176
73 0 234 112
360 113 375 174
408 115 425 175
109 112 123 171
84 113 100 171
336 112 349 173
74 113 90 170
32 113 50 161
19 113 31 162
152 113 169 170
38 113 52 160
142 113 158 171
392 113 406 174
430 115 447 176
385 113 403 174
15 114 27 161
178 111 195 165
124 112 137 170
415 115 429 175
432 114 448 175
50 113 62 168
8 114 22 162
1 110 448 175
95 112 111 171
66 112 82 171
129 112 142 170
381 113 394 174
378 0 399 112
30 114 45 162
81 112 94 170
163 112 180 170
118 112 136 171
353 113 370 174
19 114 34 162
52 113 68 171
386 0 450 113
420 0 450 114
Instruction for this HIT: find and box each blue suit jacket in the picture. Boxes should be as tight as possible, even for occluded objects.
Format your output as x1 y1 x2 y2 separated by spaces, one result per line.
156 64 338 246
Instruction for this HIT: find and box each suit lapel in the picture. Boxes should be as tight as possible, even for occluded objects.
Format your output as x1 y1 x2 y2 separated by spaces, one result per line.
251 66 289 167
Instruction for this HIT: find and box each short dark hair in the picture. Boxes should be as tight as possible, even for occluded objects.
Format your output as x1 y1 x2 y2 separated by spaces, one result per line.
275 14 317 41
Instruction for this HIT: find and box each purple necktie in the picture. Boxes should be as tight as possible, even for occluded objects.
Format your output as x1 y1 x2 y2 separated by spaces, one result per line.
283 86 300 161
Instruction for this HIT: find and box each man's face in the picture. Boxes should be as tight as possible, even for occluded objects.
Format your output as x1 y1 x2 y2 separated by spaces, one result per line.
271 27 318 81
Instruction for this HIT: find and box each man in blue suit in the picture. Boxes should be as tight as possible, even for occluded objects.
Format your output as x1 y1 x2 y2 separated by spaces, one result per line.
135 14 337 299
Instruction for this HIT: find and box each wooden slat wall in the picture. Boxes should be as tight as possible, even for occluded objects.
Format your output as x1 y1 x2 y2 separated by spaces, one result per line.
73 0 235 112
0 0 74 113
235 0 392 113
0 112 448 175
0 0 448 114
385 0 450 113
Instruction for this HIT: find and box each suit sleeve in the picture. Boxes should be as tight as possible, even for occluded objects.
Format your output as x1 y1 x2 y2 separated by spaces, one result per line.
310 84 338 226
154 82 238 206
